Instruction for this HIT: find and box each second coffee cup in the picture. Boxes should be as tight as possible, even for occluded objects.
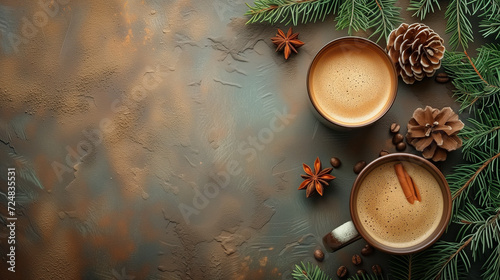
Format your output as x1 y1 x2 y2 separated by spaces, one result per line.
323 153 452 254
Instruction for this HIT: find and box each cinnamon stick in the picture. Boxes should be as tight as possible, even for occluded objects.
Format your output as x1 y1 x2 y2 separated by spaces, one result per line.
394 163 415 204
411 177 422 202
404 169 414 198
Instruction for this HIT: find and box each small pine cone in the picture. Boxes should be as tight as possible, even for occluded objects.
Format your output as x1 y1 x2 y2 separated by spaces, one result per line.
406 106 464 162
387 23 445 84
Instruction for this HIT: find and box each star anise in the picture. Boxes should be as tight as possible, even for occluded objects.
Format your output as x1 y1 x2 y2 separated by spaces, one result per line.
271 27 305 60
298 157 335 197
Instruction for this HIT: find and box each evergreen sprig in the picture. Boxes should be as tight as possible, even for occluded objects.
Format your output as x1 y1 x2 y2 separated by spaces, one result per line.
442 45 500 113
291 262 386 280
408 0 500 50
366 0 402 43
392 206 499 280
480 14 500 40
459 109 500 163
481 243 500 280
389 253 429 280
335 0 370 35
475 0 500 39
245 0 401 42
245 0 340 26
424 240 472 280
291 262 331 280
407 0 440 20
448 99 500 209
457 205 500 257
444 0 474 51
457 206 500 280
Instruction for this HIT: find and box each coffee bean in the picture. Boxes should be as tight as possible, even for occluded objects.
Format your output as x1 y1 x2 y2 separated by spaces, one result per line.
390 123 400 133
372 264 383 275
356 269 366 276
352 254 362 265
379 150 389 157
392 133 404 144
396 141 407 151
313 249 324 262
361 244 374 256
330 157 341 168
353 160 366 174
336 265 348 278
435 72 450 83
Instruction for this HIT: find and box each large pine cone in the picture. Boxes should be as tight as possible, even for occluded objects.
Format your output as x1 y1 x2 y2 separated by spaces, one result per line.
406 106 464 161
387 23 445 84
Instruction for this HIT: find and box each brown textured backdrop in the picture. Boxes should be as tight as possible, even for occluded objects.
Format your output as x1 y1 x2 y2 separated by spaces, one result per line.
0 0 483 279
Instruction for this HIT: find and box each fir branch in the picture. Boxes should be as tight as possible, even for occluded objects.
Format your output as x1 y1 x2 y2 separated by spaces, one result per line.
457 206 500 261
428 238 472 280
459 107 500 163
389 208 498 280
291 262 385 280
463 49 500 92
456 207 500 280
474 0 500 40
291 262 332 280
481 244 500 280
389 253 428 280
443 46 500 113
335 0 369 35
367 0 402 42
480 14 500 40
387 240 472 280
449 151 500 209
245 0 339 25
471 0 500 14
444 0 474 50
407 0 441 20
245 0 402 40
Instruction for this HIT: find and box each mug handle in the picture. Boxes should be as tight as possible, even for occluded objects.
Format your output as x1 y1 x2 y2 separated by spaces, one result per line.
322 221 362 252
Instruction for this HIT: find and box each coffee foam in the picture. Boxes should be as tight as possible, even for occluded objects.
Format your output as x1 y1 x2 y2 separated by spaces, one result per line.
356 161 444 248
310 43 394 125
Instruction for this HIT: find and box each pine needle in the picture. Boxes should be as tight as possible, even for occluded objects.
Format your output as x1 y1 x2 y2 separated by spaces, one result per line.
291 262 386 280
474 0 500 39
442 45 500 113
245 0 400 41
444 0 474 50
291 262 332 280
407 0 441 20
245 0 339 26
481 243 500 280
367 0 402 43
335 0 369 35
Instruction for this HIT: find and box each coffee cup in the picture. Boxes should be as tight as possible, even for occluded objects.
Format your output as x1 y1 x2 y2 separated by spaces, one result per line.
307 37 398 129
323 153 452 254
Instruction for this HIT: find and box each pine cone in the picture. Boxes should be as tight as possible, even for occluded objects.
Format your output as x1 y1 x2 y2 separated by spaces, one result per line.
387 23 445 84
406 106 464 162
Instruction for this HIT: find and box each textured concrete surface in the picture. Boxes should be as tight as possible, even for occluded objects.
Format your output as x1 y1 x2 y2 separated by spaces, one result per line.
0 1 484 279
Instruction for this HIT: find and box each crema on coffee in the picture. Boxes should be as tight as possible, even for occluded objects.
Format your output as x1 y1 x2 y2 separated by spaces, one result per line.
356 161 444 248
308 39 396 126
